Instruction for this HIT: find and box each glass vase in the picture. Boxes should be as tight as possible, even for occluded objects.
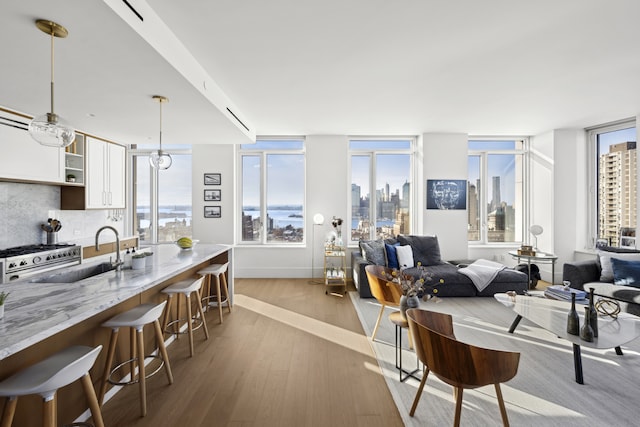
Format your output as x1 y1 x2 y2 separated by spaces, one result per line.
566 293 580 335
580 306 594 342
588 287 598 337
400 295 420 319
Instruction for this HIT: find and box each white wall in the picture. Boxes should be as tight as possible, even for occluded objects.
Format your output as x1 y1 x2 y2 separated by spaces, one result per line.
552 129 584 283
193 136 349 278
422 133 469 261
529 131 554 280
192 144 235 245
529 129 586 283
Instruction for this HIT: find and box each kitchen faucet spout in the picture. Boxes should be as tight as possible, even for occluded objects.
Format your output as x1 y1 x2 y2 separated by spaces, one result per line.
95 226 123 271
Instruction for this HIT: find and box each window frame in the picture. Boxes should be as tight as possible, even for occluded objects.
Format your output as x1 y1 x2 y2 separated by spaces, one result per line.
237 137 306 246
468 137 529 246
586 118 637 248
128 145 193 244
348 137 416 245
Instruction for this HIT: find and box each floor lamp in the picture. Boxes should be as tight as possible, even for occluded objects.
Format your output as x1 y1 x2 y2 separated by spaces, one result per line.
309 213 325 284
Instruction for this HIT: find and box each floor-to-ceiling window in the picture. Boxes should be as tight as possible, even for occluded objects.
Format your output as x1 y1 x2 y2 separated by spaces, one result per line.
588 120 637 247
468 139 526 244
349 138 413 243
238 138 305 245
131 145 192 244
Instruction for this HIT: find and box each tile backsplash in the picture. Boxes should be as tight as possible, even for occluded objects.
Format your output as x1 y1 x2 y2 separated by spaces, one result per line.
0 182 124 249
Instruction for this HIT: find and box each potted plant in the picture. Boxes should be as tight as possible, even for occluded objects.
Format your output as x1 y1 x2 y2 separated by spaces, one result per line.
0 291 9 320
66 174 76 183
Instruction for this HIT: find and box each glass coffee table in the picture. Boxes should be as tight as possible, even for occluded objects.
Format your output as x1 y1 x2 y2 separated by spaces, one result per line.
495 292 640 384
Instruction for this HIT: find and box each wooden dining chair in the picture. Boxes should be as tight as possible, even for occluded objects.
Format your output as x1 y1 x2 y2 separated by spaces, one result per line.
364 265 403 341
406 308 520 426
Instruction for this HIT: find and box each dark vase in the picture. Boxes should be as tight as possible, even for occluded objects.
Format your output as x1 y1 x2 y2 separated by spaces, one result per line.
566 293 580 335
580 306 594 342
400 295 420 319
588 287 598 337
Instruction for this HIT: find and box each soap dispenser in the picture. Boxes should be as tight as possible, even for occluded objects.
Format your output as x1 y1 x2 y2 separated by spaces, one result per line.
123 248 132 268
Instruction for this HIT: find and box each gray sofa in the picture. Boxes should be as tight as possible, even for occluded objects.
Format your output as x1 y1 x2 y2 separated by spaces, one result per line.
352 235 528 298
562 246 640 316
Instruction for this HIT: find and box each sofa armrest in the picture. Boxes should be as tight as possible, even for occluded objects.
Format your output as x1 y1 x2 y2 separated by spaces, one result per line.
562 260 601 291
351 251 374 298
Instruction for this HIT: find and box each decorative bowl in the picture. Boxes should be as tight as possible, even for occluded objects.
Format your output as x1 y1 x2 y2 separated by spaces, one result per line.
175 239 199 250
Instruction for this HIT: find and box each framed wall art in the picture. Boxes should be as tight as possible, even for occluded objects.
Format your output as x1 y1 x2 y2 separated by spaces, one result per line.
204 173 221 185
426 179 467 210
204 189 221 201
204 205 221 218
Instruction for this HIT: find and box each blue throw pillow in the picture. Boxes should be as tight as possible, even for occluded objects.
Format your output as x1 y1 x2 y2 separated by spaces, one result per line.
611 257 640 287
385 243 401 269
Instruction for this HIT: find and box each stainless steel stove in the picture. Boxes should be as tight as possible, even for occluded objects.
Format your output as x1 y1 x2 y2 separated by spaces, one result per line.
0 244 81 283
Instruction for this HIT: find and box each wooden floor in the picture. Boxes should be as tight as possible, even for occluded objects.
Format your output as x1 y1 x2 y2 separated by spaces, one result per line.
100 279 403 427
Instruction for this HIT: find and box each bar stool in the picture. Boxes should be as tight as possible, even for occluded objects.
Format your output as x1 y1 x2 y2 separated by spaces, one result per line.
197 263 232 323
98 301 173 417
161 277 209 357
389 312 420 382
0 345 104 427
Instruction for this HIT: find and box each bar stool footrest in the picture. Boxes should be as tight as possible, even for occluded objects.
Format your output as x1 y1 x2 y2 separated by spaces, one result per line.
107 355 165 387
164 317 204 336
202 295 229 307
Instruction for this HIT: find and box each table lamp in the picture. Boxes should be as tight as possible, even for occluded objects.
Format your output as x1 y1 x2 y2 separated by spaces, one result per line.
530 225 543 250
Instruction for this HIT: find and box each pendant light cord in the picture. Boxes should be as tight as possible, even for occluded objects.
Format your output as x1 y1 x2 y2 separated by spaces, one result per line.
158 98 163 152
50 28 55 116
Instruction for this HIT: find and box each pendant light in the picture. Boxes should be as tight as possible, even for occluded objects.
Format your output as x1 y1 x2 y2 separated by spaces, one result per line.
29 19 76 148
149 95 172 170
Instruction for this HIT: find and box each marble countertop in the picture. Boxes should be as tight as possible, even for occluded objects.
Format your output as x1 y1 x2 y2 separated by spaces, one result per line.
0 243 231 361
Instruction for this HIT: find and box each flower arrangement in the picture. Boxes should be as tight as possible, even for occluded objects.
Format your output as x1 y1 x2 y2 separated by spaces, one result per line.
384 263 445 301
331 216 343 229
0 291 9 306
326 216 344 249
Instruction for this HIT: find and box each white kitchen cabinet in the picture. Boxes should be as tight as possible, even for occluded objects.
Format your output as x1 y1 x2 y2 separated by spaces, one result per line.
86 137 125 209
0 109 65 183
61 136 125 210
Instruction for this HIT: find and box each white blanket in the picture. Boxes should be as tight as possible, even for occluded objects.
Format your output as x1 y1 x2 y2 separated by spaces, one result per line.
458 259 506 292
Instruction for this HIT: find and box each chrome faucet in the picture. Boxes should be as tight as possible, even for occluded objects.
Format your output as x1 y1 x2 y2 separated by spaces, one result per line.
95 225 123 271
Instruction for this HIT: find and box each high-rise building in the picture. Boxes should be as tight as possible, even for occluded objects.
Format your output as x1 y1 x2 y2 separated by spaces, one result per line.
351 183 361 216
598 141 637 245
402 181 410 209
490 176 501 213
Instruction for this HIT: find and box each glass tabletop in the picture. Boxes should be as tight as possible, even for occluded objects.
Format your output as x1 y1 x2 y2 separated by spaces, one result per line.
508 250 558 261
495 293 640 350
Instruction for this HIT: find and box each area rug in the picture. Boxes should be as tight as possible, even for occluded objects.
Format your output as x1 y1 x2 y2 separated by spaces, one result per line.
348 292 640 426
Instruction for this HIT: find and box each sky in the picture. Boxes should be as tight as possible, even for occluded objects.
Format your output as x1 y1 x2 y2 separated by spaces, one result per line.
598 127 637 154
136 153 193 206
468 140 519 205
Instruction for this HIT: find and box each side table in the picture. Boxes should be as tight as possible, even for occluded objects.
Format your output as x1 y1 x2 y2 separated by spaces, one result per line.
508 250 558 288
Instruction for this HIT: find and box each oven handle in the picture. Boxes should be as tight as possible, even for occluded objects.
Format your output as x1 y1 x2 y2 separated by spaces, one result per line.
5 260 81 283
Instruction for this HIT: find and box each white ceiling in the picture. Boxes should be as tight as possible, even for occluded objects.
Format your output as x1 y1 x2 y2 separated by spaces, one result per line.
1 0 639 146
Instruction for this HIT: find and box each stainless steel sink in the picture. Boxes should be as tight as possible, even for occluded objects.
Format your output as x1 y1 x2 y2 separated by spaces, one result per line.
30 262 116 283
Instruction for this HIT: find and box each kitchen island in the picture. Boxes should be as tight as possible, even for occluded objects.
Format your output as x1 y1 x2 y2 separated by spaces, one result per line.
0 243 232 425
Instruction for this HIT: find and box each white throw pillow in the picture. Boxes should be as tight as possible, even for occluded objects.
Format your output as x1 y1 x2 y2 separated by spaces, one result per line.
598 250 640 282
396 245 414 269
